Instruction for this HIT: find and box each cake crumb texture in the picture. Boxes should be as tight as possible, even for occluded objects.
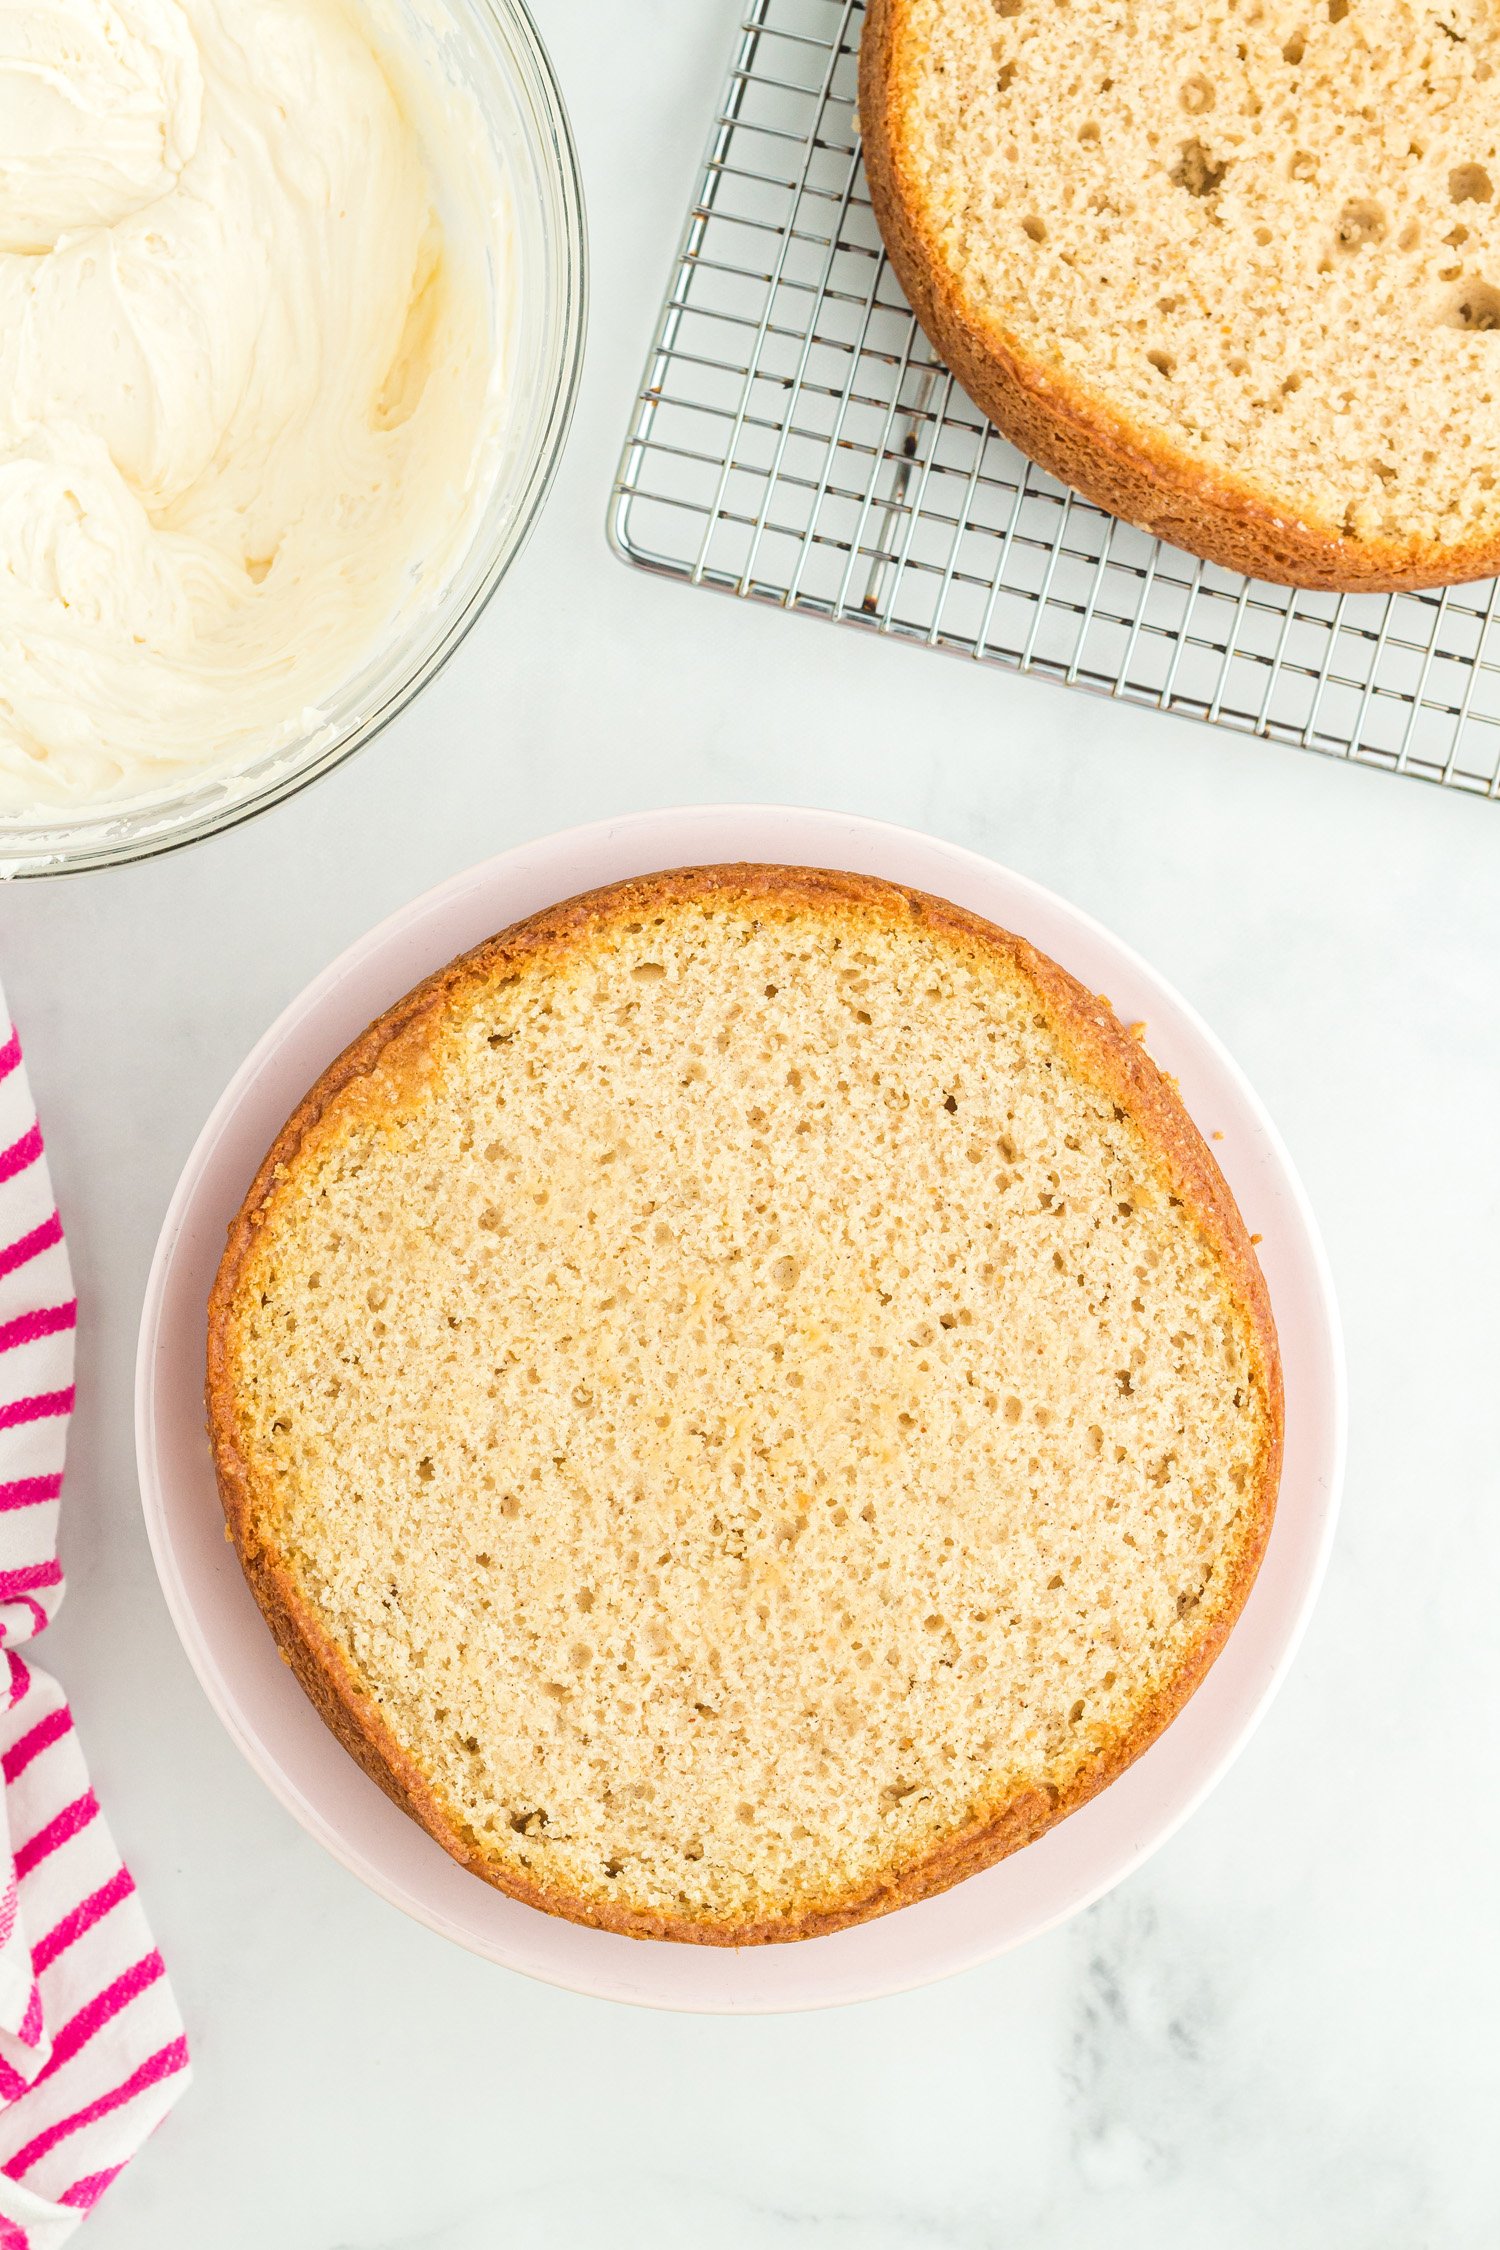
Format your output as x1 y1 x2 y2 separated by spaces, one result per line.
208 867 1281 1942
861 0 1500 587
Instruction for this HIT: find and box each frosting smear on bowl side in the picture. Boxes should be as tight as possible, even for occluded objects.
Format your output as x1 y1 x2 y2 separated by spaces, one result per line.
0 0 503 810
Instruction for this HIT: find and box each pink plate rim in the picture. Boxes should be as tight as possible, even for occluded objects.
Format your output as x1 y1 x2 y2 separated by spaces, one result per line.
135 805 1346 2013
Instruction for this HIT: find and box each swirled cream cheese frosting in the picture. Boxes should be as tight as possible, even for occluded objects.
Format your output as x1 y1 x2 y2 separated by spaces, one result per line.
0 0 506 811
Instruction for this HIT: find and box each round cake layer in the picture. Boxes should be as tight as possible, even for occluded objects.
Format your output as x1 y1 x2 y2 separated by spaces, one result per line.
207 868 1281 1943
861 0 1500 589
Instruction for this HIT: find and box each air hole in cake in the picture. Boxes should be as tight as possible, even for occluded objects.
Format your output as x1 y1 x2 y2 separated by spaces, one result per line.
879 1779 920 1812
1146 348 1176 377
1327 0 1348 20
1180 73 1214 113
1172 138 1228 196
1021 214 1047 242
1282 30 1306 61
1289 149 1317 182
1450 163 1493 205
1336 198 1387 249
997 58 1016 93
1078 118 1100 142
1450 281 1500 329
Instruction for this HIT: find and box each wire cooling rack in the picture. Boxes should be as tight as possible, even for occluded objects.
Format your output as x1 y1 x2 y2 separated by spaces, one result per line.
609 0 1500 799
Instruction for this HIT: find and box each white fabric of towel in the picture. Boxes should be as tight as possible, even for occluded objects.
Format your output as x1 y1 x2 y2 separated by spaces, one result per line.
0 984 189 2243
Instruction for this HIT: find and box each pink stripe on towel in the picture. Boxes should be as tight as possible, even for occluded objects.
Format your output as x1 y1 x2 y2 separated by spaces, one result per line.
59 2164 124 2210
15 1990 42 2055
15 1793 100 1882
0 1128 43 1190
0 1304 76 1357
33 1869 136 1977
0 1214 62 1284
6 2035 190 2180
30 1955 165 2089
0 1391 75 1435
0 1476 63 1513
2 1706 73 1785
0 1565 62 1604
0 1598 53 1643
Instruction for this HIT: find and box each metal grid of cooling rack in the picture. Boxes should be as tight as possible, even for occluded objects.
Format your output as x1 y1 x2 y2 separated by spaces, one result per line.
609 0 1500 799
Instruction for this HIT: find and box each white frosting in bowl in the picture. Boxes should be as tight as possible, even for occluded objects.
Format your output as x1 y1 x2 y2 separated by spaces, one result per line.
0 0 504 810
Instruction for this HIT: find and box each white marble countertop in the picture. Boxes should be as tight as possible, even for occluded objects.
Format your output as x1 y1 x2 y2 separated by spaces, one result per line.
4 1 1500 2241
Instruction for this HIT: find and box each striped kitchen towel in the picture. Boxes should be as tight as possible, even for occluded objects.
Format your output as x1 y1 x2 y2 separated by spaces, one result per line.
0 992 188 2244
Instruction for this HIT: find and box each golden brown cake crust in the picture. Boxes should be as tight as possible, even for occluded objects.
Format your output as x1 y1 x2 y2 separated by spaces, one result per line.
858 0 1500 594
206 865 1283 1945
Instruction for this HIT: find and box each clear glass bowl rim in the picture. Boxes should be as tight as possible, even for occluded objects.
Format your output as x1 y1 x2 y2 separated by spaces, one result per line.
0 0 587 881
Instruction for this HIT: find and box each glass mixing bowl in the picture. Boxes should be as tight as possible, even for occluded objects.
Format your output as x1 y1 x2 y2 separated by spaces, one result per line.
0 0 586 880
